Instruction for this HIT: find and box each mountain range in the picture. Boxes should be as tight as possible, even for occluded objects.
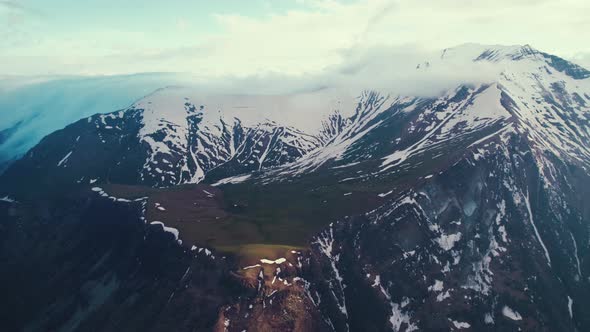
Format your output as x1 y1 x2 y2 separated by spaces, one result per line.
1 43 590 332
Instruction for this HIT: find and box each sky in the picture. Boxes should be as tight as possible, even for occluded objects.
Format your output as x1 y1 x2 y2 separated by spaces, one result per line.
1 0 590 77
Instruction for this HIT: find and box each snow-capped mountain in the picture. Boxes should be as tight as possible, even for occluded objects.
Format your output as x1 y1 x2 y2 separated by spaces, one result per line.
1 44 590 332
0 73 190 173
257 44 590 183
132 88 335 185
0 87 362 190
196 44 590 332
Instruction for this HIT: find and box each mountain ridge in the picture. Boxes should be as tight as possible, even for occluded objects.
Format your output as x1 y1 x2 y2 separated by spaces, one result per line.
1 44 590 332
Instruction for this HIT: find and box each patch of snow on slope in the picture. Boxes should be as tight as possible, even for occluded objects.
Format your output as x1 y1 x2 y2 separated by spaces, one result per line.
378 190 394 198
436 232 462 251
90 187 146 204
260 258 287 264
439 83 510 135
381 88 473 170
502 306 522 321
315 224 349 322
382 84 510 171
429 280 444 292
449 320 471 329
388 297 418 332
150 221 180 242
57 151 73 167
569 232 582 279
212 174 252 186
524 190 552 267
0 196 16 203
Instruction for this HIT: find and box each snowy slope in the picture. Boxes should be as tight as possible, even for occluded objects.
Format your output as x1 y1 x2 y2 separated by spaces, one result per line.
258 44 590 184
0 85 367 188
438 44 590 165
292 46 590 332
127 87 357 186
2 44 590 332
0 73 187 171
2 44 589 190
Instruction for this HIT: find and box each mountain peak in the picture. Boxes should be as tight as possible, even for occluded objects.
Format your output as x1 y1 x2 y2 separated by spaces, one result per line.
436 43 590 80
440 43 540 63
3 40 590 332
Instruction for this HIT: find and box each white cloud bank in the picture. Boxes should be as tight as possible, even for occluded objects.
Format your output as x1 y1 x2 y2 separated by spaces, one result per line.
0 0 589 77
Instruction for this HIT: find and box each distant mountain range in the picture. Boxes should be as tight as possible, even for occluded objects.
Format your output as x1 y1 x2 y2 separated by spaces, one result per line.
1 44 590 332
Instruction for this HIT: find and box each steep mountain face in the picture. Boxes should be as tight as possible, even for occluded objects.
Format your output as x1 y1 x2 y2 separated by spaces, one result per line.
1 44 590 332
0 190 270 332
255 45 590 331
305 134 590 331
0 89 347 193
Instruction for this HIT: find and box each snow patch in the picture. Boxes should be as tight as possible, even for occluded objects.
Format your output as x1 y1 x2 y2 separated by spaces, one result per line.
502 306 522 321
524 190 552 267
429 280 444 292
212 174 252 186
436 232 462 251
57 151 73 167
449 320 471 329
378 190 394 198
243 264 262 270
260 258 287 265
150 221 180 242
0 196 16 203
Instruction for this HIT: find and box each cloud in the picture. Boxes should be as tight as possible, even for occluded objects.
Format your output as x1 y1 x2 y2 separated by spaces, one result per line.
123 45 501 98
0 0 42 18
0 0 44 51
0 0 25 11
316 45 501 97
570 53 590 70
1 0 589 80
1 1 26 26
